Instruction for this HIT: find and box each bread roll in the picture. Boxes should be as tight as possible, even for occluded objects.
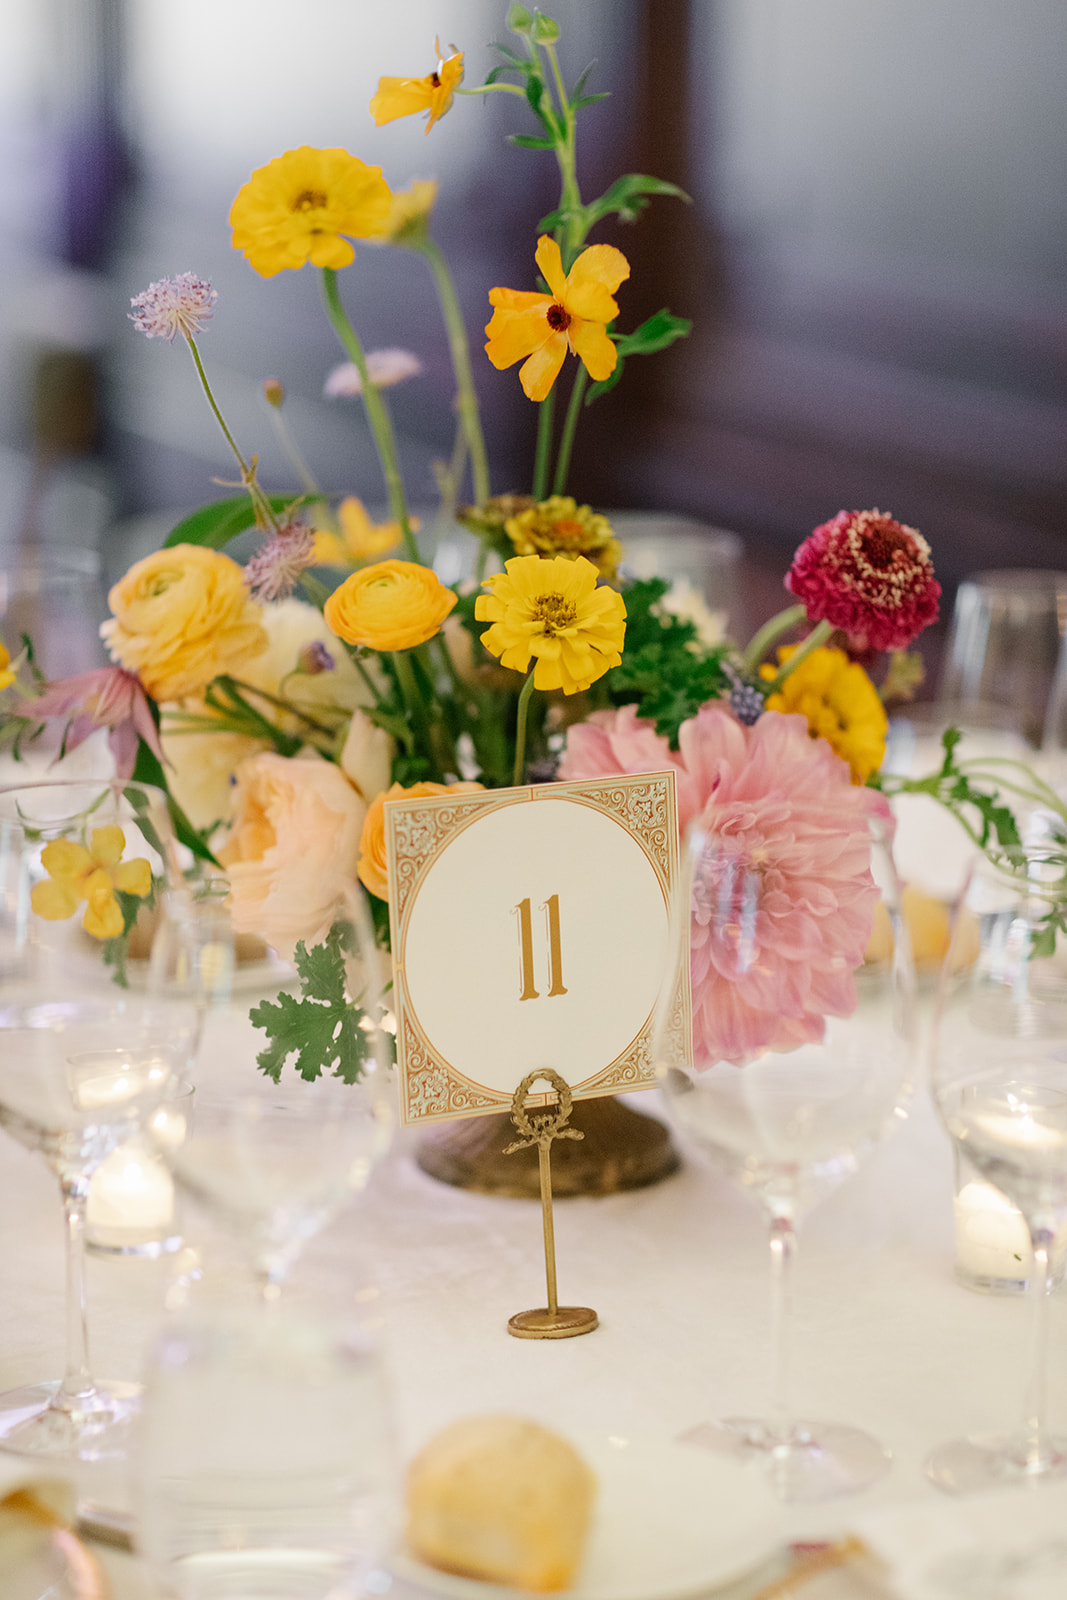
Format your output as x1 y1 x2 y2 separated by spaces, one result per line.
406 1415 596 1592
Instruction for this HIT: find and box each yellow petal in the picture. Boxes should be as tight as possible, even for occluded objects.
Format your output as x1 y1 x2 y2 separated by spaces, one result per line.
40 839 92 883
565 243 630 296
30 879 80 922
83 892 124 941
485 304 553 370
518 336 568 401
370 76 434 127
307 232 356 271
488 287 552 312
534 235 568 301
89 826 126 869
569 319 619 383
114 858 152 898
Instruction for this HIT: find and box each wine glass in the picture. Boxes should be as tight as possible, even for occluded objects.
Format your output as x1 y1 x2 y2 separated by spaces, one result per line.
927 842 1067 1492
155 886 396 1303
652 823 915 1502
0 779 199 1460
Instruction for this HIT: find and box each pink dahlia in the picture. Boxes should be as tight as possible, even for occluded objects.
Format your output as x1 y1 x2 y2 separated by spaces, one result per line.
562 703 889 1066
785 508 940 652
31 666 166 779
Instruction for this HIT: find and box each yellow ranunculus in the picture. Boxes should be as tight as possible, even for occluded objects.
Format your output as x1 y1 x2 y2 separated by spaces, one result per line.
324 560 457 652
370 43 464 134
0 640 15 691
30 827 152 940
475 554 627 694
761 644 887 784
230 147 392 277
102 545 267 703
357 780 483 900
485 236 630 402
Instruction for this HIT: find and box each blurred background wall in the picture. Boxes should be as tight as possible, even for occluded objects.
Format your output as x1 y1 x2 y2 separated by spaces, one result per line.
0 0 1064 623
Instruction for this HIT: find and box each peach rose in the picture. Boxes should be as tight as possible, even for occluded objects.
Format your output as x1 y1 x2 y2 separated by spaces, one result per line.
220 751 367 959
324 560 457 652
357 780 483 900
102 545 267 702
339 709 395 805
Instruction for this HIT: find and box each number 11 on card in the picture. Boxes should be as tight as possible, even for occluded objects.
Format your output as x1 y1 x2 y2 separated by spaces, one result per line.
514 895 568 1001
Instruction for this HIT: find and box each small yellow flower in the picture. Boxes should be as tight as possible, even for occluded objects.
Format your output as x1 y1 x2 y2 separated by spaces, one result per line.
505 496 622 579
761 645 887 784
485 236 630 402
373 180 439 244
476 554 627 695
324 560 458 652
370 43 464 134
30 827 152 941
0 640 16 691
313 498 407 569
230 147 392 277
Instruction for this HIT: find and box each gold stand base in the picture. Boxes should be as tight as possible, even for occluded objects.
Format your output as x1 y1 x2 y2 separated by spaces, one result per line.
416 1095 679 1198
508 1306 599 1339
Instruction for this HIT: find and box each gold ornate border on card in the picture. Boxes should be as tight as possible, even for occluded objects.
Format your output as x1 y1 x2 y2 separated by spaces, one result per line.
385 771 691 1125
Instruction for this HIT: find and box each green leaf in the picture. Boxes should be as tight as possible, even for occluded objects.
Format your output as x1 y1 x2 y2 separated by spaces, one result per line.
536 203 582 233
251 927 370 1084
508 133 556 150
573 92 610 109
531 11 561 43
584 173 691 228
584 359 626 406
163 494 297 551
614 308 693 357
506 2 533 32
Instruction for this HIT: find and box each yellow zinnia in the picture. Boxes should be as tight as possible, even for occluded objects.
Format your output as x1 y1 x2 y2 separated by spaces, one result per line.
30 827 152 941
761 645 887 784
485 236 631 403
370 42 464 134
230 147 392 277
313 498 406 568
505 496 622 579
475 554 626 695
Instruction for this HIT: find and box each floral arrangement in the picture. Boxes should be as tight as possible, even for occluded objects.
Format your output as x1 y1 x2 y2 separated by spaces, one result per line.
1 7 1058 1080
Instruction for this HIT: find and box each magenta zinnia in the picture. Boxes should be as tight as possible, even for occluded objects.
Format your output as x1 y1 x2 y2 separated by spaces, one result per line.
561 703 888 1065
786 508 940 652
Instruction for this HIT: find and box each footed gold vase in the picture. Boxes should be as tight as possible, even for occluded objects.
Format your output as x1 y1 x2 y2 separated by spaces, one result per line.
415 1094 679 1198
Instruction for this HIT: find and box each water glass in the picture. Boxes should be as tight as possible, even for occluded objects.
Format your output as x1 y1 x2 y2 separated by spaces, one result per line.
137 1310 398 1600
939 570 1067 747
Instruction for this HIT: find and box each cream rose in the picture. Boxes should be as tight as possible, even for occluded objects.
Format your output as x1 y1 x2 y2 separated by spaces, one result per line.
324 560 457 652
357 780 483 900
102 545 267 702
219 751 367 959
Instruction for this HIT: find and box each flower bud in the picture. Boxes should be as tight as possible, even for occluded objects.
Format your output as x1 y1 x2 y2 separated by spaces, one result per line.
262 377 285 408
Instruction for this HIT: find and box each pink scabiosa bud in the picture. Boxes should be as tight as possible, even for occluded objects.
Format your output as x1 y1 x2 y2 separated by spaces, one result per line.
785 508 940 652
243 522 317 602
129 273 217 342
323 348 422 398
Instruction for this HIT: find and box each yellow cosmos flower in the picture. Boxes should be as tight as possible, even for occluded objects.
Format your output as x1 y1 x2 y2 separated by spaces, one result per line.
485 236 630 403
505 496 622 579
324 559 457 652
0 640 16 691
314 498 409 568
370 42 464 134
373 180 439 244
230 147 392 277
761 645 887 784
30 827 152 941
475 554 627 695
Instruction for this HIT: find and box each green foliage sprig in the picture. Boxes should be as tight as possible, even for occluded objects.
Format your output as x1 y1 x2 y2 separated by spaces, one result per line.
250 922 372 1083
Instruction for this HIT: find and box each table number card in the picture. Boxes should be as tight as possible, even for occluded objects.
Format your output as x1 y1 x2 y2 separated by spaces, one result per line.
384 771 690 1125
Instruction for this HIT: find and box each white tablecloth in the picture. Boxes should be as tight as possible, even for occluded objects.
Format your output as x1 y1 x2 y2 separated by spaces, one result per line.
0 1054 1063 1597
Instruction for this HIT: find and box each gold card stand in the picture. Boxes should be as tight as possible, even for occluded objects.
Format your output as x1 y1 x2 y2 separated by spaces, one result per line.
505 1070 599 1340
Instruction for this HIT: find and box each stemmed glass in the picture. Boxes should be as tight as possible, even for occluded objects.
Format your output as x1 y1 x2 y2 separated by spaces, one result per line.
927 843 1067 1491
653 823 915 1502
154 886 396 1304
0 779 199 1460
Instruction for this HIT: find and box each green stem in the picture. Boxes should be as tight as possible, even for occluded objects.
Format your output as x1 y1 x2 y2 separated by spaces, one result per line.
392 649 437 778
544 43 584 263
740 604 808 675
347 651 386 709
532 390 555 500
512 668 538 786
552 366 588 495
415 238 491 507
320 268 419 561
267 407 322 498
763 620 834 694
186 338 278 531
